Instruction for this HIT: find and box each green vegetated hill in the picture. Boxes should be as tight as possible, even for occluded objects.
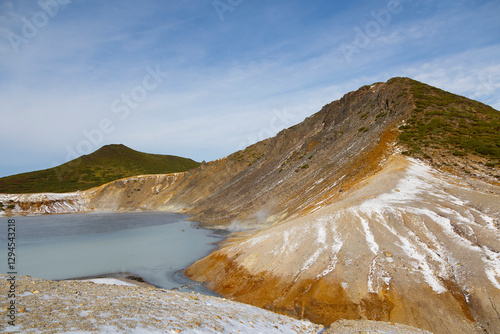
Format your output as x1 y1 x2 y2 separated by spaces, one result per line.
398 78 500 165
0 144 200 193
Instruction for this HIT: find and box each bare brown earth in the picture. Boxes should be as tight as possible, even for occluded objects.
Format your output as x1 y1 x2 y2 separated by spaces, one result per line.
186 154 500 333
2 78 499 333
76 79 416 225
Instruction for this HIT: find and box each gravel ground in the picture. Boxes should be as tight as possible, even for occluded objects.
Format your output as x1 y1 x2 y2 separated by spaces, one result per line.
1 274 432 333
324 319 432 333
0 274 321 333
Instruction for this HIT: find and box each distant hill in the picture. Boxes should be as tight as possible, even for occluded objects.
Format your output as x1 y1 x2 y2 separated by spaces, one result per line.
0 144 200 193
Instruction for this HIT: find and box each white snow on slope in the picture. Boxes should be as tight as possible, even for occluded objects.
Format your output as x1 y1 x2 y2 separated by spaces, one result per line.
301 221 328 273
355 211 379 255
483 247 500 290
0 192 87 215
227 157 500 296
353 158 499 293
317 218 344 279
358 158 434 214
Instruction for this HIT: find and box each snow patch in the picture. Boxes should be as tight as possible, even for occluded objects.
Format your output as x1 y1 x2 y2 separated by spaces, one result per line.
359 159 434 214
411 208 479 251
367 258 377 292
396 231 447 294
355 211 379 255
317 220 344 279
82 278 137 287
241 233 272 248
317 221 327 244
300 221 327 272
482 247 500 290
0 192 87 216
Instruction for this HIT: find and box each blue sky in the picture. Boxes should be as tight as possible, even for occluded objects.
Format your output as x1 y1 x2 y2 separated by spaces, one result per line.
0 0 499 178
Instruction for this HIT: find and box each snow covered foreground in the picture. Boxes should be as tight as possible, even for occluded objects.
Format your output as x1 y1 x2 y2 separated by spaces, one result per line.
0 275 322 333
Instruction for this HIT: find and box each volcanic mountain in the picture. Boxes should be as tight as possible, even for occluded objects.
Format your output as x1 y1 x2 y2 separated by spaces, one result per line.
2 77 499 333
0 144 200 193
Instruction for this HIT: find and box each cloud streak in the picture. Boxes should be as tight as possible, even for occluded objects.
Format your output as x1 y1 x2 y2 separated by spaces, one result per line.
0 0 499 177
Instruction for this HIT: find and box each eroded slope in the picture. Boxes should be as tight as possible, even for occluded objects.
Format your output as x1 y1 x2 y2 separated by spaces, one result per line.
186 155 500 333
81 78 417 226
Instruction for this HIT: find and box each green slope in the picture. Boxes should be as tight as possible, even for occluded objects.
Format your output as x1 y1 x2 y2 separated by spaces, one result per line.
0 144 201 193
396 78 500 163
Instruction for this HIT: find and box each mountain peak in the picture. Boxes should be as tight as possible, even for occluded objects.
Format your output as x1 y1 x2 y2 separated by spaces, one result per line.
89 144 136 158
99 143 129 150
0 145 200 193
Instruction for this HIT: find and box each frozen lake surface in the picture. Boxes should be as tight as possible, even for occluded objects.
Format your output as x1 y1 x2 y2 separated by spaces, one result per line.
0 212 226 295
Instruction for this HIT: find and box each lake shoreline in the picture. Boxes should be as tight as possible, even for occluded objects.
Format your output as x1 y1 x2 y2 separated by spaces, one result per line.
63 271 157 288
65 269 219 296
0 212 227 294
0 273 323 333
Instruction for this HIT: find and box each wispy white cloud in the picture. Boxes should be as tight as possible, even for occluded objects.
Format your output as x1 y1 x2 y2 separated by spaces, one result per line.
0 0 499 177
402 45 500 109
